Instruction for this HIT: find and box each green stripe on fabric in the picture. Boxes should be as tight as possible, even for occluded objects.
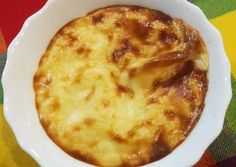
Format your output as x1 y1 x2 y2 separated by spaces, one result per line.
209 124 236 162
208 75 236 161
0 54 6 78
192 0 236 19
0 83 3 104
0 54 7 104
225 75 236 134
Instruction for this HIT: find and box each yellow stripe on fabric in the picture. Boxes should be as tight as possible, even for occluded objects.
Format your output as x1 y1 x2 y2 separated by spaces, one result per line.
0 29 7 54
0 105 39 167
210 10 236 77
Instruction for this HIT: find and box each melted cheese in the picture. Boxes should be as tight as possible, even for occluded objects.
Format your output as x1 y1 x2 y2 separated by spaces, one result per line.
34 6 208 167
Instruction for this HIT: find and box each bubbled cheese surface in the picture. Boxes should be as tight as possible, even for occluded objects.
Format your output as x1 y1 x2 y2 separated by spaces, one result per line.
34 6 208 167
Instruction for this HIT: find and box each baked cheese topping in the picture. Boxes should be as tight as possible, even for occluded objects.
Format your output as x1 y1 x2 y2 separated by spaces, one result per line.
34 6 208 166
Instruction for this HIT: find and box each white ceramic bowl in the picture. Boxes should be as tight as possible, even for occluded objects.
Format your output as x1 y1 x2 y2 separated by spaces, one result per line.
2 0 232 166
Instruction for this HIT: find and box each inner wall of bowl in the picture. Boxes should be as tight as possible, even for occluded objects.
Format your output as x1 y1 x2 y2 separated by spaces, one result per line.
6 0 229 166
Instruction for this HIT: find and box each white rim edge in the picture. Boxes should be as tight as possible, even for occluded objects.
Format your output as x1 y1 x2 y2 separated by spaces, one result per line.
2 1 56 166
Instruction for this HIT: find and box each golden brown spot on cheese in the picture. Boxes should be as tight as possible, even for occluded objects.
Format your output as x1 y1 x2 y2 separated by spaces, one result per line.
85 85 96 101
35 101 41 110
146 97 159 105
76 46 91 55
110 71 119 82
108 33 113 42
149 10 173 24
127 130 136 138
40 118 51 130
72 125 81 132
115 83 134 98
151 129 170 161
101 99 111 108
112 45 128 62
73 73 83 84
43 90 50 99
91 13 105 24
34 5 208 167
128 68 138 78
73 65 89 84
109 131 127 143
112 38 140 63
164 110 177 120
83 118 95 127
50 97 61 111
39 56 47 67
117 19 152 44
33 72 44 84
112 38 129 62
44 74 52 86
159 28 179 46
34 72 53 89
63 32 78 47
179 116 192 132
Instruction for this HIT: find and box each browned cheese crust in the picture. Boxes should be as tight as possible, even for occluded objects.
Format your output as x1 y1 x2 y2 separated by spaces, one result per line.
33 5 208 167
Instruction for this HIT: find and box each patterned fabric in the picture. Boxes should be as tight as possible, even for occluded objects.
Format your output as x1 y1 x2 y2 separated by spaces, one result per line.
0 0 235 166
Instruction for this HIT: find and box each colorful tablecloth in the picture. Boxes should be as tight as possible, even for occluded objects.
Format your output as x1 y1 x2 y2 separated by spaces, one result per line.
0 0 235 166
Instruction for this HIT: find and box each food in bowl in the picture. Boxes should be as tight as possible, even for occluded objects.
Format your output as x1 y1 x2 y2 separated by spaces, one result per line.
33 5 208 166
